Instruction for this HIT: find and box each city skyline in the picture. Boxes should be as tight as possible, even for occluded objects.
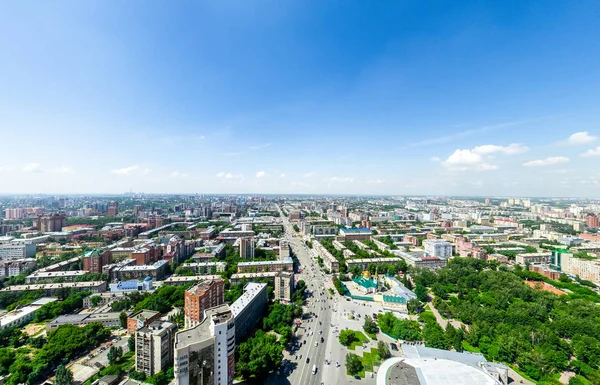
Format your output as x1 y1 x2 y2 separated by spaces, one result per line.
1 2 600 196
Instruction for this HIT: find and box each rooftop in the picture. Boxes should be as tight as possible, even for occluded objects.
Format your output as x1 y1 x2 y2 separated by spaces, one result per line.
230 282 267 317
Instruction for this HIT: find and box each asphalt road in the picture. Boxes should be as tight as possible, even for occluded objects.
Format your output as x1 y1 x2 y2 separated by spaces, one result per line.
264 208 337 385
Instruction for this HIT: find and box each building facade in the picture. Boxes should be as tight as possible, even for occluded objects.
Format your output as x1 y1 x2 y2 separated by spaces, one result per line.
423 240 453 259
274 271 294 302
136 321 177 376
174 304 235 385
230 283 268 343
184 278 225 329
239 238 255 259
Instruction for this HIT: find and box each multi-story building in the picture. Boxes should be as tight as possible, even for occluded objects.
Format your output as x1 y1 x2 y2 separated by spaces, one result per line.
181 262 226 274
113 260 170 281
0 258 36 277
339 227 372 241
0 243 36 260
313 241 339 273
1 298 58 330
184 278 225 329
108 201 119 217
346 257 406 270
274 271 294 302
35 213 66 232
239 238 255 259
174 304 235 385
230 283 268 343
423 240 453 259
127 310 162 334
25 270 87 283
136 321 177 376
4 208 27 220
515 252 552 265
587 213 599 228
46 312 123 331
236 257 293 273
229 272 279 285
83 249 112 273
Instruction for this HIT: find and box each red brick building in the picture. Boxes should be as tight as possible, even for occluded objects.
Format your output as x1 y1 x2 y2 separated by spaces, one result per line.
184 278 224 329
83 249 112 273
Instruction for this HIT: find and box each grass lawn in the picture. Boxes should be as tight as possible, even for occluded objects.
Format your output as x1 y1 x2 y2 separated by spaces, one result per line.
347 331 369 351
461 341 481 353
346 348 381 378
365 331 377 340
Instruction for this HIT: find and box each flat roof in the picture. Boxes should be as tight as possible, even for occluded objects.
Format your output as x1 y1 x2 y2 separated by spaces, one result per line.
230 282 267 317
382 357 499 385
0 281 106 292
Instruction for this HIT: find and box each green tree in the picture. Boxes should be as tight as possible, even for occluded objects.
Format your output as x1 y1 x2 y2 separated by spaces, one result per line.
107 346 123 366
236 330 283 380
346 353 363 376
128 335 136 352
339 330 357 347
407 298 424 315
363 316 379 335
414 284 428 302
120 311 128 329
377 340 391 359
90 295 102 307
55 365 73 385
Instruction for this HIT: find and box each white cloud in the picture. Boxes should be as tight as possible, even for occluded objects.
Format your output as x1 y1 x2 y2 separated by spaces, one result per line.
51 166 73 174
429 157 441 162
303 172 315 178
567 131 597 145
440 143 527 172
112 165 139 175
197 135 205 140
23 163 42 172
250 143 272 150
522 156 569 167
367 179 385 184
171 171 188 178
326 176 354 183
472 143 529 155
280 173 286 178
581 146 600 157
143 168 152 175
256 171 266 178
216 172 243 180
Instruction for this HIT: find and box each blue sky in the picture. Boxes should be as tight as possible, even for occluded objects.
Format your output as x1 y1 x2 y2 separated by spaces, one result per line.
1 1 600 196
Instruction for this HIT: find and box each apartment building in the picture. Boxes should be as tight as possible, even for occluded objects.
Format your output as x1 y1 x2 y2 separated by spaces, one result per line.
136 321 177 376
174 304 236 385
313 241 339 273
127 310 162 334
423 240 453 259
35 213 66 232
0 243 36 260
239 238 255 259
230 283 268 343
0 258 36 277
0 281 107 295
184 278 225 329
26 270 87 283
236 257 293 273
339 227 372 241
346 257 406 270
83 249 113 273
515 252 552 265
274 271 294 302
181 262 226 274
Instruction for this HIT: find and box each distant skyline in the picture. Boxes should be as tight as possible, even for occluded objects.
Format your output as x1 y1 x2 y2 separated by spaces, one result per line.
1 2 600 196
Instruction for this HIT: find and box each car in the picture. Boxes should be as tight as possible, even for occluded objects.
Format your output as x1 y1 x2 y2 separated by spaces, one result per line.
306 357 310 364
88 354 94 359
315 341 318 347
320 337 324 343
372 313 378 319
390 343 398 351
336 361 340 367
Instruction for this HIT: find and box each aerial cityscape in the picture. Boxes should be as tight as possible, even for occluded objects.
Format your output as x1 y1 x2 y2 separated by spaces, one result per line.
1 2 600 385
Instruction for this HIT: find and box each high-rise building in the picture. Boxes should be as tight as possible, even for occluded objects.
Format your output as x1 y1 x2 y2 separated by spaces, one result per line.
35 213 66 232
274 271 294 302
4 208 26 220
108 201 119 217
423 240 453 259
230 282 268 343
184 278 225 329
239 238 254 259
135 321 177 376
83 249 112 273
174 304 235 385
587 213 599 228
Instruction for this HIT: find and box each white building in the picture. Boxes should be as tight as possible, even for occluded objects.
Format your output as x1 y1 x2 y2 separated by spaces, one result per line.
174 304 235 385
423 240 453 259
0 243 36 260
0 297 58 330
